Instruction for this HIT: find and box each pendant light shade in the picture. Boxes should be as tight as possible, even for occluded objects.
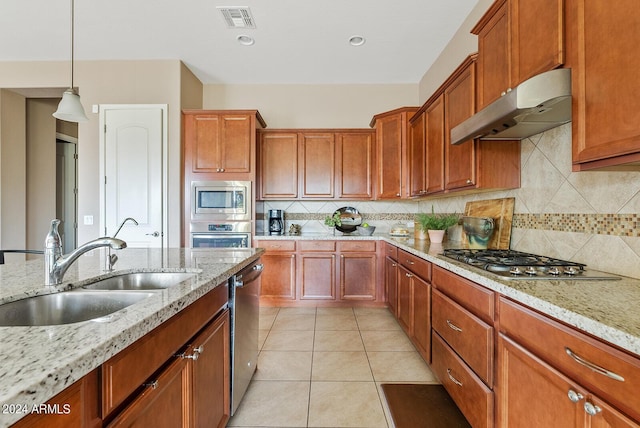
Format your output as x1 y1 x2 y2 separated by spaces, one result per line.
53 0 88 123
53 88 88 122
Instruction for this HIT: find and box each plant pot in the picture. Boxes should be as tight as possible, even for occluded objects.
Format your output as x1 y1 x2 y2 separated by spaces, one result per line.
427 229 445 244
414 229 429 240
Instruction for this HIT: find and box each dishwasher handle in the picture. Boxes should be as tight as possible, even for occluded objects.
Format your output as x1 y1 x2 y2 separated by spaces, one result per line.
234 263 263 288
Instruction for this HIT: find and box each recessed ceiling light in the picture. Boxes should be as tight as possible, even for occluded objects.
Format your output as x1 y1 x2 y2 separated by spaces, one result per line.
236 35 255 46
349 35 366 46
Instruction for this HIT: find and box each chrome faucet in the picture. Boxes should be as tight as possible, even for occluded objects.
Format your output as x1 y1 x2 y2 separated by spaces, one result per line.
44 219 127 286
107 217 138 271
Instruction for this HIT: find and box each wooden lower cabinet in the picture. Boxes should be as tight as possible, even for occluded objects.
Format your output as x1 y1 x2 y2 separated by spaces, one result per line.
11 369 101 428
397 265 414 334
258 241 297 302
412 274 431 362
497 334 638 428
339 252 377 300
300 252 336 300
384 255 399 316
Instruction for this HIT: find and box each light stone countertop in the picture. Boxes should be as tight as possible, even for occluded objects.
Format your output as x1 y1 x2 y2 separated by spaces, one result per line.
255 234 640 357
0 247 263 428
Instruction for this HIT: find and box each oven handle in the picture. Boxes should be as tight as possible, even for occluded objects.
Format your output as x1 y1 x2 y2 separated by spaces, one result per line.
234 263 263 288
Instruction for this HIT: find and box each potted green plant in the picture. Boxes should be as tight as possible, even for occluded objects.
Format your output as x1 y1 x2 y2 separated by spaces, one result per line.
415 207 460 243
324 212 342 235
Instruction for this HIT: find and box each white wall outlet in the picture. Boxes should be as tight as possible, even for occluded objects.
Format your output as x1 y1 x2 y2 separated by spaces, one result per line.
83 215 94 225
92 104 99 114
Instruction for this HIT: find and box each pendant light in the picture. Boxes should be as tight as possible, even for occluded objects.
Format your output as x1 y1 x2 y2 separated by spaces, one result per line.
53 0 88 122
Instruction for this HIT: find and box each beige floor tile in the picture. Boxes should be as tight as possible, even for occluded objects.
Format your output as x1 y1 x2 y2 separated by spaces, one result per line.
259 329 269 350
255 351 312 381
228 380 310 427
361 330 415 352
311 351 373 381
260 310 279 331
316 307 355 316
308 381 388 427
353 307 393 316
314 330 364 351
367 351 439 383
272 313 317 331
315 313 358 331
263 330 315 351
355 313 402 331
277 307 317 315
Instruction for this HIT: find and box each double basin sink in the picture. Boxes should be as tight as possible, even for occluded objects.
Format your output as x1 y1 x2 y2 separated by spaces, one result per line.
0 272 196 327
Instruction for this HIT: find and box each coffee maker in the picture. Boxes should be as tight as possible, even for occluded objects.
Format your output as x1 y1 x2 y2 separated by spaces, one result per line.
268 209 285 235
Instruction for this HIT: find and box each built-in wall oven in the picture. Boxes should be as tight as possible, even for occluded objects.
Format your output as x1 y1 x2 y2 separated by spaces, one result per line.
191 222 251 248
190 180 253 248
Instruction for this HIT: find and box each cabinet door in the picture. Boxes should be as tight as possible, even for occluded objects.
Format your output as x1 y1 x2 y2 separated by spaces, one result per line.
300 133 335 198
569 0 640 169
260 252 296 300
510 0 564 86
191 310 230 428
107 357 191 427
186 113 222 173
497 334 583 428
376 114 405 199
425 94 445 194
412 275 430 363
475 0 510 110
397 265 414 335
408 111 426 197
219 115 252 173
384 256 398 316
336 132 374 199
299 253 336 300
444 59 477 190
259 132 298 199
339 253 377 300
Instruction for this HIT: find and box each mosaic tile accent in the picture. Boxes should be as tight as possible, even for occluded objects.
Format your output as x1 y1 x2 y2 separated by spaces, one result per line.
513 213 640 237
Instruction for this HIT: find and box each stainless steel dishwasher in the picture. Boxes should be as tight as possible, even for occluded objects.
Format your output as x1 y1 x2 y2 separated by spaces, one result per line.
229 259 263 415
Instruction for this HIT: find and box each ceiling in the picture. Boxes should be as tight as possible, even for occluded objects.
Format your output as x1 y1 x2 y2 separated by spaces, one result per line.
1 0 480 85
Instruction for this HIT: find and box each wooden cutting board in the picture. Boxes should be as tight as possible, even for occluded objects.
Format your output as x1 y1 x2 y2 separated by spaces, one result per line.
462 197 515 249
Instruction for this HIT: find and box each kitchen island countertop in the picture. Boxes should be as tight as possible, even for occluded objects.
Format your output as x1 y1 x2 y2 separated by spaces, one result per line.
0 247 262 428
255 234 640 357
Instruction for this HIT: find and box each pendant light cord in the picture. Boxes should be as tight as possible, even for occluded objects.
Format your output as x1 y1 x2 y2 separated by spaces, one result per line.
70 0 75 89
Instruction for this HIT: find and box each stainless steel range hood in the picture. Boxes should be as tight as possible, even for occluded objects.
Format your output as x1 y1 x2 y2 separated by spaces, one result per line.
451 68 571 145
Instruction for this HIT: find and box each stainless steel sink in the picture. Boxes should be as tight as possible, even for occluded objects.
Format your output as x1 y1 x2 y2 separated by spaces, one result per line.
0 290 155 327
82 272 196 291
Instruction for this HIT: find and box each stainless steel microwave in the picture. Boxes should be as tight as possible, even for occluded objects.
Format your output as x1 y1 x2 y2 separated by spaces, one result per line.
191 180 252 221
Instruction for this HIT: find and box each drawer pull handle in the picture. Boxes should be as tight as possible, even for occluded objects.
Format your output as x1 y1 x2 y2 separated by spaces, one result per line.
143 380 159 390
567 389 583 403
565 347 625 382
584 402 602 416
405 273 413 278
446 320 463 332
406 260 415 265
447 369 463 387
391 263 397 267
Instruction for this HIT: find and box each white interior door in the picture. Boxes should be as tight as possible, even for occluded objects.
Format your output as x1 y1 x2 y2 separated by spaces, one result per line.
102 106 167 248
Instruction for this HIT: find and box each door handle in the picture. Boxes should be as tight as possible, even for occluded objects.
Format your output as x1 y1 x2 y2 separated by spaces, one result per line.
146 231 160 237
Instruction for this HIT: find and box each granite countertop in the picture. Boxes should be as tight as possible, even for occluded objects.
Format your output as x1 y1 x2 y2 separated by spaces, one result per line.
255 233 640 357
0 247 263 428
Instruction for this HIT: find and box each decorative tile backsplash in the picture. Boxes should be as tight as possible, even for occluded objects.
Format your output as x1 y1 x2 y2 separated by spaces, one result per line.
258 124 640 279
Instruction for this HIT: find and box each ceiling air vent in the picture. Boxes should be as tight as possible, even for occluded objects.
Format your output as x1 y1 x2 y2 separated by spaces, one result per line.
217 7 256 29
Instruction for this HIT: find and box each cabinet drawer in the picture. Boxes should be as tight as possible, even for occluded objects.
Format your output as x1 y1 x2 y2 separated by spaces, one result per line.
338 241 376 252
432 289 494 387
499 297 640 422
101 283 229 418
398 249 431 281
432 266 494 323
299 240 336 252
431 333 494 428
259 240 296 252
384 242 398 259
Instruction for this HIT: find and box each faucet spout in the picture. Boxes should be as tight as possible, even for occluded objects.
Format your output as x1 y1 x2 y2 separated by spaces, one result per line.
44 219 127 286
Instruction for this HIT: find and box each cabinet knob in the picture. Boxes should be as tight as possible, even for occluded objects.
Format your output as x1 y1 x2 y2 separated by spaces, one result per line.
391 263 397 267
143 380 159 390
396 193 401 197
584 402 602 416
567 389 583 403
466 179 473 185
405 273 413 278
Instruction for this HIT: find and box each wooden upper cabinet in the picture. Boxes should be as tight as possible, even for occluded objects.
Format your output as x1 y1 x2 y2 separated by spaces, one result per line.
370 107 418 200
336 131 375 199
258 132 298 199
408 111 426 198
183 110 266 179
444 56 477 191
473 0 564 110
300 133 335 198
568 0 640 170
474 0 511 110
424 94 445 195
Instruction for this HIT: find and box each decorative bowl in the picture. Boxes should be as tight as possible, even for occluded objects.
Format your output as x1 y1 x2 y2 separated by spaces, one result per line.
356 226 376 236
462 216 495 249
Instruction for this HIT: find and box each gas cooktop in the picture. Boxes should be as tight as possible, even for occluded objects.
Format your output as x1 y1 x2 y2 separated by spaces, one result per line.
442 249 620 280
